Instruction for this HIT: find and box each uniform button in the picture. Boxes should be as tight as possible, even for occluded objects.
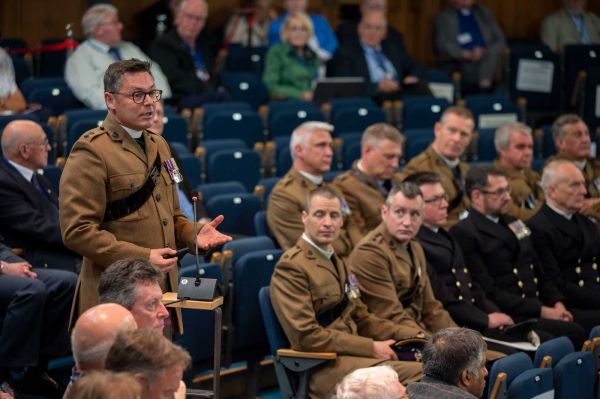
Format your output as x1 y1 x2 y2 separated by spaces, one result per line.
518 281 524 288
530 264 534 270
452 268 457 274
456 281 461 287
536 291 539 297
593 263 598 270
578 280 585 287
112 132 118 138
458 295 464 301
533 277 538 284
156 194 161 202
471 298 475 303
468 282 472 288
521 293 526 298
596 277 600 283
575 267 582 274
162 218 168 226
463 267 468 273
578 258 582 264
513 268 518 275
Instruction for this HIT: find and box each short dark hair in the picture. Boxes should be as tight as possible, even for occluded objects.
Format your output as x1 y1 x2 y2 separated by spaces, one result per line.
422 327 487 385
465 164 505 198
304 186 341 212
98 259 162 309
104 59 153 93
403 171 442 187
385 181 422 206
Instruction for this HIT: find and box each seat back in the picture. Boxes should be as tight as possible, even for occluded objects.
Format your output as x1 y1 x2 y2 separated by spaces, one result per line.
178 154 202 189
222 236 276 267
488 352 533 399
205 193 262 236
270 108 325 139
224 45 268 77
197 181 247 205
402 96 449 130
329 97 377 120
221 72 269 110
583 66 600 132
464 95 521 130
506 367 554 399
254 211 272 238
162 114 189 146
207 149 262 191
255 176 281 207
66 119 102 155
258 286 289 356
563 45 600 108
28 86 83 116
553 351 594 399
534 336 574 368
474 128 497 162
204 110 264 147
332 106 386 135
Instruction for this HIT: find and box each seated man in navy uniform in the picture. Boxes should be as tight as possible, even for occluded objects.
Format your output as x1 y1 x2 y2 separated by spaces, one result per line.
528 160 600 335
450 164 585 348
0 240 77 397
270 187 422 399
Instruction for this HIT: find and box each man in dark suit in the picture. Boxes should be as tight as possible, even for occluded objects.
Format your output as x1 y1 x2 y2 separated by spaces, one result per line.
528 160 600 334
406 172 514 335
0 120 80 272
0 239 77 397
329 10 429 103
450 164 585 348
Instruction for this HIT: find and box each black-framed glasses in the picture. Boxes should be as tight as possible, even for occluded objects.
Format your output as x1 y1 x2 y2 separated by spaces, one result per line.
110 89 162 104
481 187 511 197
424 194 449 205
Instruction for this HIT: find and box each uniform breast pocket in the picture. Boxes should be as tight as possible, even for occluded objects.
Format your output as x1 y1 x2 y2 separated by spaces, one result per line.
311 283 341 310
108 172 149 221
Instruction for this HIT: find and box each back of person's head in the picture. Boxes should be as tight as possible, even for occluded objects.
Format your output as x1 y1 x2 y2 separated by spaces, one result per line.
82 3 118 38
105 329 191 394
65 370 142 399
335 366 406 399
98 258 162 310
421 327 486 386
104 59 153 94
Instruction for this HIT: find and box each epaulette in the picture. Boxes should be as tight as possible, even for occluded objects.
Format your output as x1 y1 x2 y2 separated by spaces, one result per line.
280 173 295 187
371 232 384 243
281 245 302 260
81 126 108 141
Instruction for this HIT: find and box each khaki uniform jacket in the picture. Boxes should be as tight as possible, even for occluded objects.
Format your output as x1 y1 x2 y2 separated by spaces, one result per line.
493 160 544 221
348 224 456 333
541 8 600 52
59 114 196 332
270 238 422 398
266 167 361 258
334 162 403 235
400 146 469 228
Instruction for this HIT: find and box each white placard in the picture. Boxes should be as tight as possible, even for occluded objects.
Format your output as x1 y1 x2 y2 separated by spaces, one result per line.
596 85 600 117
478 113 518 129
483 336 538 352
516 59 554 93
427 82 454 103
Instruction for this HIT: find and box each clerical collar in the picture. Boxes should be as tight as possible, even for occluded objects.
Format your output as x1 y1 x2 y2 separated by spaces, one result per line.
485 215 500 224
299 170 323 186
573 159 587 170
435 149 460 169
302 233 334 260
121 125 143 139
459 8 472 16
426 225 440 234
6 158 35 181
547 202 573 220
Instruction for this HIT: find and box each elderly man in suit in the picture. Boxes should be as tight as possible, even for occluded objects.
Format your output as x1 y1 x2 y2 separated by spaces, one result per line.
334 123 404 235
493 122 544 221
347 181 457 336
434 0 506 92
0 240 77 397
400 106 474 228
528 160 600 334
450 164 586 348
59 59 231 330
270 187 423 399
541 0 600 52
267 121 360 259
0 120 80 272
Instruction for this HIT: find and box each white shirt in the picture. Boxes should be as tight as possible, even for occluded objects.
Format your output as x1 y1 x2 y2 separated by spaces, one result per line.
6 158 35 182
65 39 172 110
0 48 18 99
301 233 333 260
298 170 323 186
547 202 573 220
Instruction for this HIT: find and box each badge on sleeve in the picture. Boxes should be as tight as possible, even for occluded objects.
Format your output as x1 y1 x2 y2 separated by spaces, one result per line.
164 158 183 183
507 220 531 240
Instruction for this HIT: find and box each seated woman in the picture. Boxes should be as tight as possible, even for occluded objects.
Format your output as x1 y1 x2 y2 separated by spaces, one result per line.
0 48 26 114
263 12 320 101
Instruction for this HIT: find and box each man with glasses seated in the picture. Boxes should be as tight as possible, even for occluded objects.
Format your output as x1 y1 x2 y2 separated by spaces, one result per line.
59 59 231 331
449 164 586 348
0 120 80 272
65 3 172 110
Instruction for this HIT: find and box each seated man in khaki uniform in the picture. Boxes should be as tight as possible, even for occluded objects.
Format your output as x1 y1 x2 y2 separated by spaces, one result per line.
544 114 600 226
270 187 423 399
493 122 544 221
400 106 474 228
334 123 404 235
267 121 360 258
348 182 456 334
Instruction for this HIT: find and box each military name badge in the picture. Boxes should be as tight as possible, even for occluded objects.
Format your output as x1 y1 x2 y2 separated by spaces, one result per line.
345 274 361 300
508 220 531 240
164 158 183 183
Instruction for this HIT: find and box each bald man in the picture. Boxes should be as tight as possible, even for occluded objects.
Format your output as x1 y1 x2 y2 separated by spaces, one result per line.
0 120 80 272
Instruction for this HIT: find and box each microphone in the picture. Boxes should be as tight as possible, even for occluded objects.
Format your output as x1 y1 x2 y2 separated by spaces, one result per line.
177 196 219 301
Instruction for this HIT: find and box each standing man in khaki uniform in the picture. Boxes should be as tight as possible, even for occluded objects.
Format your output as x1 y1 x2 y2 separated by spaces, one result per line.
270 187 423 399
348 182 456 334
545 114 600 225
334 123 404 235
59 59 231 328
400 106 474 228
267 121 360 258
493 122 544 221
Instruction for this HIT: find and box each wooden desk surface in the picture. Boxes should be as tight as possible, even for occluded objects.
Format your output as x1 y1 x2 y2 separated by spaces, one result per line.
162 292 223 310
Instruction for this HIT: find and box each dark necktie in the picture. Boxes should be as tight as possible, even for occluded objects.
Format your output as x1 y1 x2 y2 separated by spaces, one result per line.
31 174 48 200
108 47 122 61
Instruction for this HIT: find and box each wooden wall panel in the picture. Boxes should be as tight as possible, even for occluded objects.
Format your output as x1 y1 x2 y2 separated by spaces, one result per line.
2 0 600 66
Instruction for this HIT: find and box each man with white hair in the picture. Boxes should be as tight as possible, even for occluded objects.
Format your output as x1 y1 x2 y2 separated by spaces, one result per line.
336 366 408 399
65 3 171 109
493 122 544 221
528 160 600 335
267 121 360 258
